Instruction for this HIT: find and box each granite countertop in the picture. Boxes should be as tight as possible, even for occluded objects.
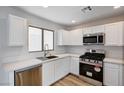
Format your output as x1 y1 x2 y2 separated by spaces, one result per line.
2 53 80 72
2 53 124 72
104 58 124 64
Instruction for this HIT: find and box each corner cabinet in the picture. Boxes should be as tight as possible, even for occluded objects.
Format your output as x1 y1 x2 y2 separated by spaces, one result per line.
57 29 83 45
70 57 79 75
104 62 124 86
83 25 104 34
42 61 55 86
69 29 83 45
42 57 70 86
57 29 70 45
54 57 70 81
8 14 27 46
105 21 124 46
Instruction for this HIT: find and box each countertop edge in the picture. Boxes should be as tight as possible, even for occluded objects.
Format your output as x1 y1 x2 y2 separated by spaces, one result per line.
2 53 124 72
104 58 124 65
2 53 80 72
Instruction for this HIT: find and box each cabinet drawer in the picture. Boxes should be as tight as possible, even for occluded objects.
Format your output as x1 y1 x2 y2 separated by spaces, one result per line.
71 57 79 61
104 62 119 69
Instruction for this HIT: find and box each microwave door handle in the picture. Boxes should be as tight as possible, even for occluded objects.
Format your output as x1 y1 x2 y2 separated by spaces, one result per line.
97 35 99 44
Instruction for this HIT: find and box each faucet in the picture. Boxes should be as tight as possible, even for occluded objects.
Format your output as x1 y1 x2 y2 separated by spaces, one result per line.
44 50 49 57
44 44 49 57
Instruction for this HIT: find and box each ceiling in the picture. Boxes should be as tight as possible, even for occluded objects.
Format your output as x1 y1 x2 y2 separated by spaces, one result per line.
17 6 124 26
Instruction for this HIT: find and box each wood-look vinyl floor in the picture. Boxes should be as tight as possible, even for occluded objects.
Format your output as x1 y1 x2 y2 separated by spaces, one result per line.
52 75 93 86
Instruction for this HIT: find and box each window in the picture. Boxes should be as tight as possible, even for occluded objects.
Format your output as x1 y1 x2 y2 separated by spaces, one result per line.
28 26 42 52
28 26 54 52
43 30 54 50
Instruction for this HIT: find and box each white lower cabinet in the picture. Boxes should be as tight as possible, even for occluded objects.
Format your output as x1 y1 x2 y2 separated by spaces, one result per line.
70 57 79 75
54 57 70 81
42 57 70 86
42 61 55 86
42 57 124 86
104 63 124 86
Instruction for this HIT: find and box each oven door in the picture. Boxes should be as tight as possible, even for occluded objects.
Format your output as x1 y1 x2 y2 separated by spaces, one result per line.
79 62 103 82
83 35 97 44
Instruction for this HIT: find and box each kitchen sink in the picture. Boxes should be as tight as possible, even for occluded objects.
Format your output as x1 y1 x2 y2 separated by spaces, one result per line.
46 55 58 59
37 55 58 61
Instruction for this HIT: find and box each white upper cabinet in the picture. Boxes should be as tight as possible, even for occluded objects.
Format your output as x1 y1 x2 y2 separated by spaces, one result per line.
105 21 124 46
57 29 69 45
8 14 27 46
83 27 92 34
92 25 105 33
83 25 104 34
57 21 124 46
57 29 83 45
69 29 83 45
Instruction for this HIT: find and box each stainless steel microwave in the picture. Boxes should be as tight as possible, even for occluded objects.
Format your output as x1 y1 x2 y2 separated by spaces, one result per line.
83 33 105 45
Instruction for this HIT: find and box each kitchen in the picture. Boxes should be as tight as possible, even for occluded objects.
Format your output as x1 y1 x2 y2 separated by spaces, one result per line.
0 6 124 86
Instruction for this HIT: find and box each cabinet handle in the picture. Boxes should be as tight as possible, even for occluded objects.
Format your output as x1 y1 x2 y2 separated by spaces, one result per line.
18 73 23 86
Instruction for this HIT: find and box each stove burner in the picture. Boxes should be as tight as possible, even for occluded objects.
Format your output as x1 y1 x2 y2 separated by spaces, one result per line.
79 52 105 64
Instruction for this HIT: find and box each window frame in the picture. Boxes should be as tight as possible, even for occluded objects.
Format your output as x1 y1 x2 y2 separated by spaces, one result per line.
43 29 54 51
28 25 54 52
28 26 43 52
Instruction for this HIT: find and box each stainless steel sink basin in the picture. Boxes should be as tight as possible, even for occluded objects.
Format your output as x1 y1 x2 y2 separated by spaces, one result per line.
37 56 58 61
46 55 58 59
37 57 49 61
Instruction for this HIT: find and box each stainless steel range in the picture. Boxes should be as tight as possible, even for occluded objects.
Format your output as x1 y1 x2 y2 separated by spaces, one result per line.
79 49 105 85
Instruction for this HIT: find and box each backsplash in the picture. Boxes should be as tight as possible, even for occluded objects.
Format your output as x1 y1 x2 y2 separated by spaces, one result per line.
66 45 124 59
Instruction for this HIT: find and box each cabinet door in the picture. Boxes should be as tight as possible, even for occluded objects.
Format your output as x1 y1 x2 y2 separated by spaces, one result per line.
63 31 70 45
15 66 42 86
42 62 55 86
105 22 124 46
69 29 83 45
70 57 79 75
92 25 105 33
54 59 64 81
62 57 70 76
57 31 63 45
54 57 70 81
83 27 92 34
104 63 120 86
8 14 27 46
57 30 69 45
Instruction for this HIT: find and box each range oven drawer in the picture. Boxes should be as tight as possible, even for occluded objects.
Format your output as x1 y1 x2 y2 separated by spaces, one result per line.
79 63 103 82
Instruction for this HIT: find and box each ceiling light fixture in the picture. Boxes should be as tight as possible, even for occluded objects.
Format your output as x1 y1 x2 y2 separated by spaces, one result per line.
72 20 76 23
42 6 48 8
81 6 92 13
113 6 120 9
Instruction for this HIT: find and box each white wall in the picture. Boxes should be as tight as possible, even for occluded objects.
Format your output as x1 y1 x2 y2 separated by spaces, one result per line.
66 14 124 59
0 6 66 85
66 46 124 59
0 6 66 64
